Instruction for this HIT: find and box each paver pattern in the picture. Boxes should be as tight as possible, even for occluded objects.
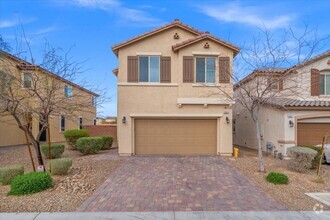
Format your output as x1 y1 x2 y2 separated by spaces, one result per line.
78 155 286 211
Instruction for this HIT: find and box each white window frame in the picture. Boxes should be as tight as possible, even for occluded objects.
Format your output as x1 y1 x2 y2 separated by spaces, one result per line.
320 73 330 95
195 57 216 84
78 116 83 129
138 56 160 83
22 72 33 88
64 85 72 98
60 115 65 132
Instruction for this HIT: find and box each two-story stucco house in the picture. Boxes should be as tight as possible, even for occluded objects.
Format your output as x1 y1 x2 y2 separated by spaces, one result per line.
233 50 330 156
112 19 240 156
0 50 98 147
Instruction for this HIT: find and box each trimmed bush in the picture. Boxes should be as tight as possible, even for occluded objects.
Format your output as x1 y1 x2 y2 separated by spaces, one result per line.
266 172 289 185
0 165 24 185
76 137 103 155
63 129 89 149
50 158 73 175
8 172 52 196
41 144 65 159
302 146 326 168
100 136 113 150
287 147 317 173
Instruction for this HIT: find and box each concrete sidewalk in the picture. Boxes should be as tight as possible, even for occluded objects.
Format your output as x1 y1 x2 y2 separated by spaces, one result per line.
0 211 329 220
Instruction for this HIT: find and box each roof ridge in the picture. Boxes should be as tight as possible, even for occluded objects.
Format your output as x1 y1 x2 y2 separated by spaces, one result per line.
112 19 204 54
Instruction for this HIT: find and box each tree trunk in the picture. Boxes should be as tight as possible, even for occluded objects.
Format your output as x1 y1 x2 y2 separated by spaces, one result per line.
33 141 45 171
255 118 265 172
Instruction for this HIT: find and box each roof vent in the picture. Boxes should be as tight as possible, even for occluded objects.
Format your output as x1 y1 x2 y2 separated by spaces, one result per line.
174 18 180 22
204 42 210 49
173 33 180 39
205 31 210 34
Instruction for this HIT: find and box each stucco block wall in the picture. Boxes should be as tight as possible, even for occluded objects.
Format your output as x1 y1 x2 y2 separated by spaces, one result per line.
83 125 117 142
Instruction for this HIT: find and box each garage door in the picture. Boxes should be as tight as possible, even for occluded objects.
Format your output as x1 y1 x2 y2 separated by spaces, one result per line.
297 123 330 146
135 119 217 155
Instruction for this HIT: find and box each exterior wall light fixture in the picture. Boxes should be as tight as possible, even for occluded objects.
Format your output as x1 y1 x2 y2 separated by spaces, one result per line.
289 120 294 127
226 117 230 124
122 116 126 124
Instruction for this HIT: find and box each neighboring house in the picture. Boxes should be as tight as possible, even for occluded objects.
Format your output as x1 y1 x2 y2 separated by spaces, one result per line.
112 19 240 156
0 50 98 147
233 50 330 156
105 116 117 124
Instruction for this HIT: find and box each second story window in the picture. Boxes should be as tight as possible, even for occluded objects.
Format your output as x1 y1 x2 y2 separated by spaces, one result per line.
196 57 215 83
23 72 32 88
139 56 160 82
270 78 280 91
64 85 72 98
92 96 97 106
320 73 330 95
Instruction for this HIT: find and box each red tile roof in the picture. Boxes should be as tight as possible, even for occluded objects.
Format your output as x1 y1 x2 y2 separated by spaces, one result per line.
172 33 240 55
112 19 203 55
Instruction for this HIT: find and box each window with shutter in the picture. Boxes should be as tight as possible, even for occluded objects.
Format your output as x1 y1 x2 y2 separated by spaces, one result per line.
319 72 330 95
195 57 215 83
127 56 138 82
219 57 230 83
160 57 171 83
311 69 320 96
183 56 194 83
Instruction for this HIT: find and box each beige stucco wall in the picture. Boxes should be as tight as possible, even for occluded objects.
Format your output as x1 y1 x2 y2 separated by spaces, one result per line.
0 56 97 147
116 26 235 156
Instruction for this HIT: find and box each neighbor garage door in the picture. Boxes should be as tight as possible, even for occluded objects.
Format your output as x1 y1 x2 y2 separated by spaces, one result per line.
135 119 217 155
297 123 330 146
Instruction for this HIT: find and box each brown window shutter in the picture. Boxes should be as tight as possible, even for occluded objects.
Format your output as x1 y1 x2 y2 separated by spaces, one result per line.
279 78 284 90
219 57 230 83
183 56 194 83
160 57 171 83
310 68 320 96
127 56 138 82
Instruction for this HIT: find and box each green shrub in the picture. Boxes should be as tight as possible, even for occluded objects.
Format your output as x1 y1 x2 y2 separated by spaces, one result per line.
287 147 317 173
50 158 73 175
8 172 52 195
0 165 24 185
76 137 103 155
63 129 89 149
266 172 289 185
41 144 65 159
302 146 326 168
100 136 113 150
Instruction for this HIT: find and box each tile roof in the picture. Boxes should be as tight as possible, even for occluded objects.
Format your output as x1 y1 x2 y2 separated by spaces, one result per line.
0 49 99 96
254 68 288 73
263 97 330 108
112 19 203 55
172 33 240 56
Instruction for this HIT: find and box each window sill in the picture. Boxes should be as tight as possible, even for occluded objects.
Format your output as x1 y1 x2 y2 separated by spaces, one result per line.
192 83 222 87
118 82 178 87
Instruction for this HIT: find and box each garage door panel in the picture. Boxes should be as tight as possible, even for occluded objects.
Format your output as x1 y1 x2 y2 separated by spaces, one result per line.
297 123 330 146
135 119 217 155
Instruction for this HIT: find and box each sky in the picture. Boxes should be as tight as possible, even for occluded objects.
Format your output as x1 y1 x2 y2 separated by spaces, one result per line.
1 0 330 117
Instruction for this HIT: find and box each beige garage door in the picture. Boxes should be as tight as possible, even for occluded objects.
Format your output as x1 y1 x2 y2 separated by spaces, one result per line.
135 119 217 155
297 123 330 146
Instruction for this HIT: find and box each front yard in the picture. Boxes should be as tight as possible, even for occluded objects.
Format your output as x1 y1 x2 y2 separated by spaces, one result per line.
226 146 330 211
0 145 122 212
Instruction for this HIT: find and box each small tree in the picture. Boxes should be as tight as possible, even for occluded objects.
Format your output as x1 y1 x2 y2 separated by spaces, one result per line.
0 40 102 170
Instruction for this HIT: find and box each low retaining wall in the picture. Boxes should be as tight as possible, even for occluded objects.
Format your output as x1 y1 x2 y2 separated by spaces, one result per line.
83 125 117 141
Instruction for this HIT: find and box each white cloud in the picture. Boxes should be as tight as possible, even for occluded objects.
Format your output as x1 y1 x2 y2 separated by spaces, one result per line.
0 16 36 28
34 26 58 35
54 0 164 27
197 2 295 29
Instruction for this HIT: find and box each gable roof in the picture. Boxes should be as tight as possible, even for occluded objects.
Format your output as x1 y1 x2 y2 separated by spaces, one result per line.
172 32 240 56
235 49 330 89
286 50 330 73
0 49 99 97
112 19 203 56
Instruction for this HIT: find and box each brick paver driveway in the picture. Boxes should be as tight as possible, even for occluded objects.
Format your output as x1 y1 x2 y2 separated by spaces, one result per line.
78 155 286 212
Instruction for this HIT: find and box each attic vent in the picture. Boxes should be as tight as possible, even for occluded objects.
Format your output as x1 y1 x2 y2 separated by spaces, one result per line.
204 42 210 49
173 33 180 39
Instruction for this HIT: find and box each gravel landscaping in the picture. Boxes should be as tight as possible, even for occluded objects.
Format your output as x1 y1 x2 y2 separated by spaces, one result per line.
226 146 330 211
0 144 122 212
